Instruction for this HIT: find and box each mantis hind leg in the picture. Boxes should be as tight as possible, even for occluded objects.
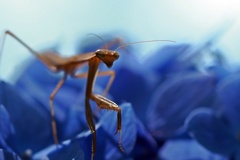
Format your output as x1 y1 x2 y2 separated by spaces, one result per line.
49 74 67 144
85 99 97 160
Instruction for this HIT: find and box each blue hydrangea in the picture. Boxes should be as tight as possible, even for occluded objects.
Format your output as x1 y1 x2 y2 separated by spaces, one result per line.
186 73 240 160
0 32 230 160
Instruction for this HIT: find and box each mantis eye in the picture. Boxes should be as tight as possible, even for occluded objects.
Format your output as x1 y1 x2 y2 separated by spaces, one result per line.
113 52 119 59
96 50 105 59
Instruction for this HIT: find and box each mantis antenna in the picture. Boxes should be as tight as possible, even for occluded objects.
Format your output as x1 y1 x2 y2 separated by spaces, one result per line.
87 33 108 50
114 40 176 51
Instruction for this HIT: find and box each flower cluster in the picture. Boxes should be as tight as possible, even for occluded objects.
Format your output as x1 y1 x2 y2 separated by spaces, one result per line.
0 32 236 160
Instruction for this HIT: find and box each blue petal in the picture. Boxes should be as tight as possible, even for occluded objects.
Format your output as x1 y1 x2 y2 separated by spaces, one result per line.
0 81 53 153
147 73 216 138
34 124 106 160
63 107 88 139
33 141 84 160
144 44 194 74
206 65 230 82
159 139 228 160
48 142 84 160
76 124 106 160
234 150 240 160
186 108 238 155
14 59 90 142
0 105 14 151
109 65 156 124
132 118 158 159
0 149 21 160
217 73 240 128
0 105 14 140
14 59 85 122
101 103 137 159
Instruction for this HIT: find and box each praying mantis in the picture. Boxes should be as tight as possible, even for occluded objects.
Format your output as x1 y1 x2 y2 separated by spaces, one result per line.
0 30 174 160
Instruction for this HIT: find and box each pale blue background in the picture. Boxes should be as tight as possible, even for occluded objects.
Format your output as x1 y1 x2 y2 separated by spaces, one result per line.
0 0 239 82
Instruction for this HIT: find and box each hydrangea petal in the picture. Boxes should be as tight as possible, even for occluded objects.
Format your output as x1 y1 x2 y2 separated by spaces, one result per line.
109 66 156 124
144 44 192 74
0 149 21 160
47 141 84 160
101 103 137 159
186 108 237 155
76 124 106 160
234 150 240 160
217 74 240 128
206 64 230 82
62 106 88 139
132 118 158 159
0 105 14 151
33 141 84 160
34 123 106 160
147 73 216 138
159 139 228 160
0 81 52 153
0 105 14 139
14 59 85 122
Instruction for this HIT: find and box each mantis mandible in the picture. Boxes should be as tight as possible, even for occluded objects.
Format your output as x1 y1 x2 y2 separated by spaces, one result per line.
0 30 174 160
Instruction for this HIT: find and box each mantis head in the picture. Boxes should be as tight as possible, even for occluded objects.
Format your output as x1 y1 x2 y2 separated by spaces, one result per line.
96 49 119 68
94 37 175 68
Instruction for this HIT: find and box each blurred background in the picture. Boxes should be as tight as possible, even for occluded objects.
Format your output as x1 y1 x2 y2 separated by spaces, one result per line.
0 0 240 82
1 1 240 159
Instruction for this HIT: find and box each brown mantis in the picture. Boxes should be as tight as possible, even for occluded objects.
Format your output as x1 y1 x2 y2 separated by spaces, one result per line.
0 30 174 160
